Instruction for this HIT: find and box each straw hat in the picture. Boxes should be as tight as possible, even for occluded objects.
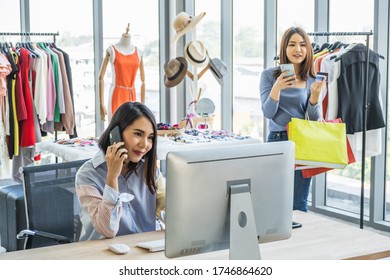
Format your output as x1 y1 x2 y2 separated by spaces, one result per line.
163 57 188 88
209 58 227 85
184 40 209 68
172 11 206 44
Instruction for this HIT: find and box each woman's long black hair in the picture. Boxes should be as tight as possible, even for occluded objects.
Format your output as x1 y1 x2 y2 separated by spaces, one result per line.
98 102 158 194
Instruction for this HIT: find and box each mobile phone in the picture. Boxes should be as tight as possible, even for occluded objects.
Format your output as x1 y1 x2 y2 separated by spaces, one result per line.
109 125 123 145
109 126 126 157
280 63 295 77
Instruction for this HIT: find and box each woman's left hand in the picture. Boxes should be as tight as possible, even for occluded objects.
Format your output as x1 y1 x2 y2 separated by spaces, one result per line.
309 78 326 105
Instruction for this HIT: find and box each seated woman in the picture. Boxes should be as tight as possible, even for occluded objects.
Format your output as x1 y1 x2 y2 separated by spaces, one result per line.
75 102 165 241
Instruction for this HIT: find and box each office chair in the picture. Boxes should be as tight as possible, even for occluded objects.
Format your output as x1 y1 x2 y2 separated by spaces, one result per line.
17 159 88 249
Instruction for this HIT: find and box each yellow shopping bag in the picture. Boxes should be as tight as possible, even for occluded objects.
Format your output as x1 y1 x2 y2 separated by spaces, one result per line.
287 118 348 169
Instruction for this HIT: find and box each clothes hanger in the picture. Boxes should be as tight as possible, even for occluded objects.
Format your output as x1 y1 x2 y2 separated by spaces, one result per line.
14 42 22 55
23 41 39 58
319 42 331 51
329 41 341 51
312 42 320 53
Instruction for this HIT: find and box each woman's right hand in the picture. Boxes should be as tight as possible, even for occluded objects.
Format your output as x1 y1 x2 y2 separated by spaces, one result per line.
269 72 298 101
275 71 298 90
105 142 128 191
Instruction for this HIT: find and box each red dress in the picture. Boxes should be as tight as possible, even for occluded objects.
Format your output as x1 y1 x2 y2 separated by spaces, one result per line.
17 48 36 147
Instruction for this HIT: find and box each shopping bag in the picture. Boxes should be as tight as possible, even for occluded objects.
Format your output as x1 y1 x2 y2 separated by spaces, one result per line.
287 117 348 169
300 119 356 178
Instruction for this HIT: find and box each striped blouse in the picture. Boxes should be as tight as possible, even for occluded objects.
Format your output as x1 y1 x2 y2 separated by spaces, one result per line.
75 150 165 241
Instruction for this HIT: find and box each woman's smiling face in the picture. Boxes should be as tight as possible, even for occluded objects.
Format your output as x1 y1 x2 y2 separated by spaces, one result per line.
286 33 307 66
122 116 154 164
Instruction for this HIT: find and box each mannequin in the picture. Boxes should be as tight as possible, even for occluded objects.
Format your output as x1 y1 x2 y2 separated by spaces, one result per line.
98 23 145 121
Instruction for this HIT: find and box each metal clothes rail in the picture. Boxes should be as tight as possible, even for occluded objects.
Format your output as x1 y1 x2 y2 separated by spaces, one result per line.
307 31 373 229
0 32 59 43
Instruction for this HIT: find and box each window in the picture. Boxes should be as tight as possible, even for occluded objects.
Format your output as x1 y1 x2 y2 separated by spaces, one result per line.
326 0 375 216
195 0 222 130
232 0 264 138
277 0 314 43
30 0 94 138
0 0 20 32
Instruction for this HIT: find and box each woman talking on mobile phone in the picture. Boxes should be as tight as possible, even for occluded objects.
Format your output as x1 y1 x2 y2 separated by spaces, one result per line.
259 27 326 212
75 102 165 241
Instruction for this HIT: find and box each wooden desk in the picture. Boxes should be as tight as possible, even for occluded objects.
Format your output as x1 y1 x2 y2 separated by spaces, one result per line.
1 211 390 260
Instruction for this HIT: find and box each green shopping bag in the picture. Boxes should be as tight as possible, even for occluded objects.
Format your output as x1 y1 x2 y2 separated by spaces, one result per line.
287 118 348 169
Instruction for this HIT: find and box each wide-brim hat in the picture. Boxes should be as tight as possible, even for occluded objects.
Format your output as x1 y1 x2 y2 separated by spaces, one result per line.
184 40 209 68
172 11 206 44
209 58 227 85
164 56 188 88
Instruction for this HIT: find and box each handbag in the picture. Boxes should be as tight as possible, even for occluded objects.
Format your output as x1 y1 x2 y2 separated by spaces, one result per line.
300 118 356 178
287 117 348 169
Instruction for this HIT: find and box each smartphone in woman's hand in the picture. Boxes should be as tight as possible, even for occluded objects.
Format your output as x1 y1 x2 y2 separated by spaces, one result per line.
109 126 126 158
109 125 123 145
280 63 295 77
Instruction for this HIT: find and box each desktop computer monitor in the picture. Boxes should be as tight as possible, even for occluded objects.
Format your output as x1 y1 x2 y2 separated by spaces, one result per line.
164 141 295 259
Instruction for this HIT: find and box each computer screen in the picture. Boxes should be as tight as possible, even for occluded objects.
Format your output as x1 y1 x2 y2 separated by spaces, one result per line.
164 141 295 259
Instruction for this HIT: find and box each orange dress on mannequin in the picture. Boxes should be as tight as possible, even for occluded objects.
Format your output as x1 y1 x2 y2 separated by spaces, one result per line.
108 46 140 118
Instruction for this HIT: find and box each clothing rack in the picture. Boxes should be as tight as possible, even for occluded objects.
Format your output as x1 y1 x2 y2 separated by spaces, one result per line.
0 32 59 43
307 31 373 229
0 31 61 144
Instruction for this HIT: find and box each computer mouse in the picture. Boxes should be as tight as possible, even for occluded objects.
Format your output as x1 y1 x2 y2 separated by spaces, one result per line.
108 243 130 255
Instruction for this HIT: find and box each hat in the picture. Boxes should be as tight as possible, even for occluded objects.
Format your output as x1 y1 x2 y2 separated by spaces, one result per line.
164 57 188 88
209 58 227 85
184 40 209 68
172 11 206 44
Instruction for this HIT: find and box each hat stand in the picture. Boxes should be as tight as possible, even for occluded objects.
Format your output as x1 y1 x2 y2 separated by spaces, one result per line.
171 11 213 129
182 29 202 128
186 64 210 81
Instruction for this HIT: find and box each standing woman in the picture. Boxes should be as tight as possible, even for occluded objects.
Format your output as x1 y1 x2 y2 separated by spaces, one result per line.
76 102 165 240
260 27 326 212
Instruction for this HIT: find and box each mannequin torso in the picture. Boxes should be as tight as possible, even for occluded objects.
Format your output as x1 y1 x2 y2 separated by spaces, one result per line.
114 33 135 55
98 29 145 121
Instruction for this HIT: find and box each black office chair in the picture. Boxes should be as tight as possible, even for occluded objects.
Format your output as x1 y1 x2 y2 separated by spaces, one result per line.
17 159 88 249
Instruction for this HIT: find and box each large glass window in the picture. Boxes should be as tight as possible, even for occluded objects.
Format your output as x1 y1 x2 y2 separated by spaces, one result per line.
30 0 94 138
194 0 222 130
277 0 314 43
326 0 375 217
102 0 160 127
0 0 20 32
232 0 264 138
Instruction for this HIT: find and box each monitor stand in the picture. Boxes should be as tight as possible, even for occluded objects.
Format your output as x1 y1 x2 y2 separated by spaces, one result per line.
228 180 261 260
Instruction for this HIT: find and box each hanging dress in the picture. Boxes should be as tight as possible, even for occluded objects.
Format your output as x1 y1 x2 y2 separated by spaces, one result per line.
17 47 36 147
107 45 140 119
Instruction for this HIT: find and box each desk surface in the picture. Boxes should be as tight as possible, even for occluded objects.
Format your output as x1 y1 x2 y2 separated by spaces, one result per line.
2 211 390 260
